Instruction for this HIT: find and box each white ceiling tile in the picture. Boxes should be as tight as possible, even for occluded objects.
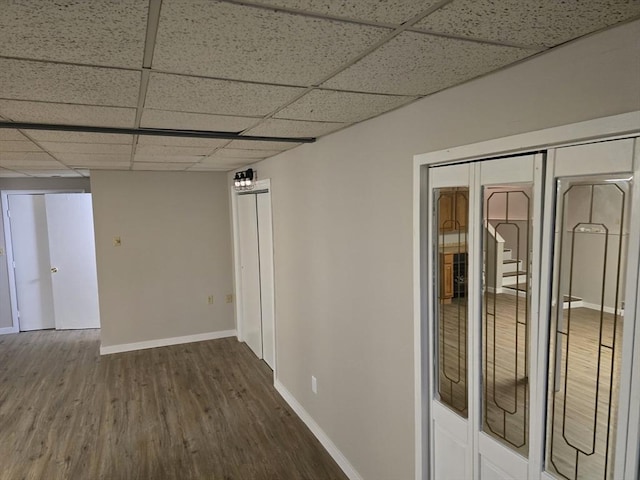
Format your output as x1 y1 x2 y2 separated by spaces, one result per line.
0 0 147 68
140 109 259 132
213 149 281 159
0 169 29 178
136 144 215 156
132 162 192 171
146 73 305 116
71 162 130 170
39 142 132 155
415 0 640 48
188 164 240 171
24 131 134 144
248 0 441 25
196 157 250 169
53 153 132 164
0 141 43 152
275 89 416 123
14 169 81 177
322 31 534 95
1 160 66 169
244 119 346 138
137 135 229 149
0 59 141 107
0 129 28 141
134 154 205 164
153 0 389 85
226 140 301 151
75 170 91 176
0 101 136 127
0 151 59 162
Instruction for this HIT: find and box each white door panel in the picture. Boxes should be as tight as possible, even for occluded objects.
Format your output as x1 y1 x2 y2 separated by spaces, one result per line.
257 192 275 369
238 194 262 359
8 194 55 331
45 194 100 330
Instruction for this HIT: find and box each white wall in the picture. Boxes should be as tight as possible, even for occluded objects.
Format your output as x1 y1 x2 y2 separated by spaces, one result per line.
0 177 90 329
90 171 235 348
240 20 640 480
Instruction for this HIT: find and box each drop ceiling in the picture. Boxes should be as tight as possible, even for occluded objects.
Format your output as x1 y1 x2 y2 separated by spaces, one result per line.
0 0 638 178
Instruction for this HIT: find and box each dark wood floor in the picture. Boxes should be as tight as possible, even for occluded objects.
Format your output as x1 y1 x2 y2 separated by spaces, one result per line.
0 330 348 480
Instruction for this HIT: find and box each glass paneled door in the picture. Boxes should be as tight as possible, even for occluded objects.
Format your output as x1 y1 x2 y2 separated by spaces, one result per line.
426 138 640 480
428 155 544 480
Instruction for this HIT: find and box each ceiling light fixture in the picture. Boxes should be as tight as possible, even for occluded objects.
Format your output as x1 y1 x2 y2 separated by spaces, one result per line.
234 168 255 192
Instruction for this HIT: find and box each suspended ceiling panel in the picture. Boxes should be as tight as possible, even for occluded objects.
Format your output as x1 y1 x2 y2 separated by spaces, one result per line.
248 0 443 25
23 131 134 145
38 142 133 155
275 89 416 123
0 0 147 68
145 73 305 116
140 109 259 132
1 0 638 176
414 0 640 48
12 169 82 177
323 31 535 96
152 0 390 85
0 59 141 106
226 140 301 151
245 119 346 138
0 169 29 178
132 162 192 171
0 101 136 127
137 135 229 149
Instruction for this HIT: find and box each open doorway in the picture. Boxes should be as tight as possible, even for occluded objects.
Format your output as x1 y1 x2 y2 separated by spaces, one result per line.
1 190 100 333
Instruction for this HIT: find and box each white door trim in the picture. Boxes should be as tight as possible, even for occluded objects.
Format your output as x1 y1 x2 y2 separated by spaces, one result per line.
1 189 84 333
230 178 277 378
413 111 640 480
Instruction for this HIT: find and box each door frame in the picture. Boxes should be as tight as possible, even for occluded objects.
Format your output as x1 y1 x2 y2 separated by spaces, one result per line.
412 111 640 480
230 178 277 377
1 189 84 333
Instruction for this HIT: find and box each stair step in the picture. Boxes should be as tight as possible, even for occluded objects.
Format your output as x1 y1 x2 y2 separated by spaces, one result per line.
503 271 526 277
503 259 519 264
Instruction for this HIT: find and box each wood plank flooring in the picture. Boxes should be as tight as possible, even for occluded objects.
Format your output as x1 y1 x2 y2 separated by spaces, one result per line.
0 331 348 480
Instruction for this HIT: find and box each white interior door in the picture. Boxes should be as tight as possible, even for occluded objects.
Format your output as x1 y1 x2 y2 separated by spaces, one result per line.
476 154 544 480
7 194 55 331
238 193 263 359
44 193 100 330
257 192 275 369
538 138 640 480
428 163 474 479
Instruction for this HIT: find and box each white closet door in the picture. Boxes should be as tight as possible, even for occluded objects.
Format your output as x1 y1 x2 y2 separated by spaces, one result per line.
257 192 275 369
238 194 263 359
8 194 55 331
45 193 100 330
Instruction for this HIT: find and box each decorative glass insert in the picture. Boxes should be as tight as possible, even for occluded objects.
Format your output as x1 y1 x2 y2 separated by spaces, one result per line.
545 176 631 480
434 188 469 417
482 186 533 456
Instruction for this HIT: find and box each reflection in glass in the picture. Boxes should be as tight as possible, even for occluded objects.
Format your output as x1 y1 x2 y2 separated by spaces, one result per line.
435 188 469 417
482 186 532 456
545 177 631 480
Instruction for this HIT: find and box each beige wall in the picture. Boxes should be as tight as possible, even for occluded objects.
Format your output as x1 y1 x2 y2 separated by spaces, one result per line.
242 20 640 480
0 177 90 329
91 171 234 348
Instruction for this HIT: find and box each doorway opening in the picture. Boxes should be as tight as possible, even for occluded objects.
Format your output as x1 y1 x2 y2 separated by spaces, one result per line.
1 190 100 333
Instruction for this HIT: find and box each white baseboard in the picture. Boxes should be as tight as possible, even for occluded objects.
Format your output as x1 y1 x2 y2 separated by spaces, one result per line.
0 325 18 335
274 379 363 480
100 329 237 355
581 302 624 316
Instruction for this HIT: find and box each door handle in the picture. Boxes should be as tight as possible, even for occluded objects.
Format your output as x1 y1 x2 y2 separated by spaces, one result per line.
51 267 58 273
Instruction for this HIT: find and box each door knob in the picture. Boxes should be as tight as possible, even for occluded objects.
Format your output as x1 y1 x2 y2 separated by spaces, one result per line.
51 267 58 273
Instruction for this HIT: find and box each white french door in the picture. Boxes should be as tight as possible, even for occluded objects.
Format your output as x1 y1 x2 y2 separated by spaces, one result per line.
426 137 640 480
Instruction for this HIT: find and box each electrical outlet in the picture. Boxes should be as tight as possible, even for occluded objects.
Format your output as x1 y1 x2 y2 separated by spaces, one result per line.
311 376 317 394
207 295 214 305
113 236 121 247
226 294 233 304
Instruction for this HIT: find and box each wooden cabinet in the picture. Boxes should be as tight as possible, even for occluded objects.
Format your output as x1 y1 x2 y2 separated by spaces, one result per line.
438 188 468 232
440 253 454 303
